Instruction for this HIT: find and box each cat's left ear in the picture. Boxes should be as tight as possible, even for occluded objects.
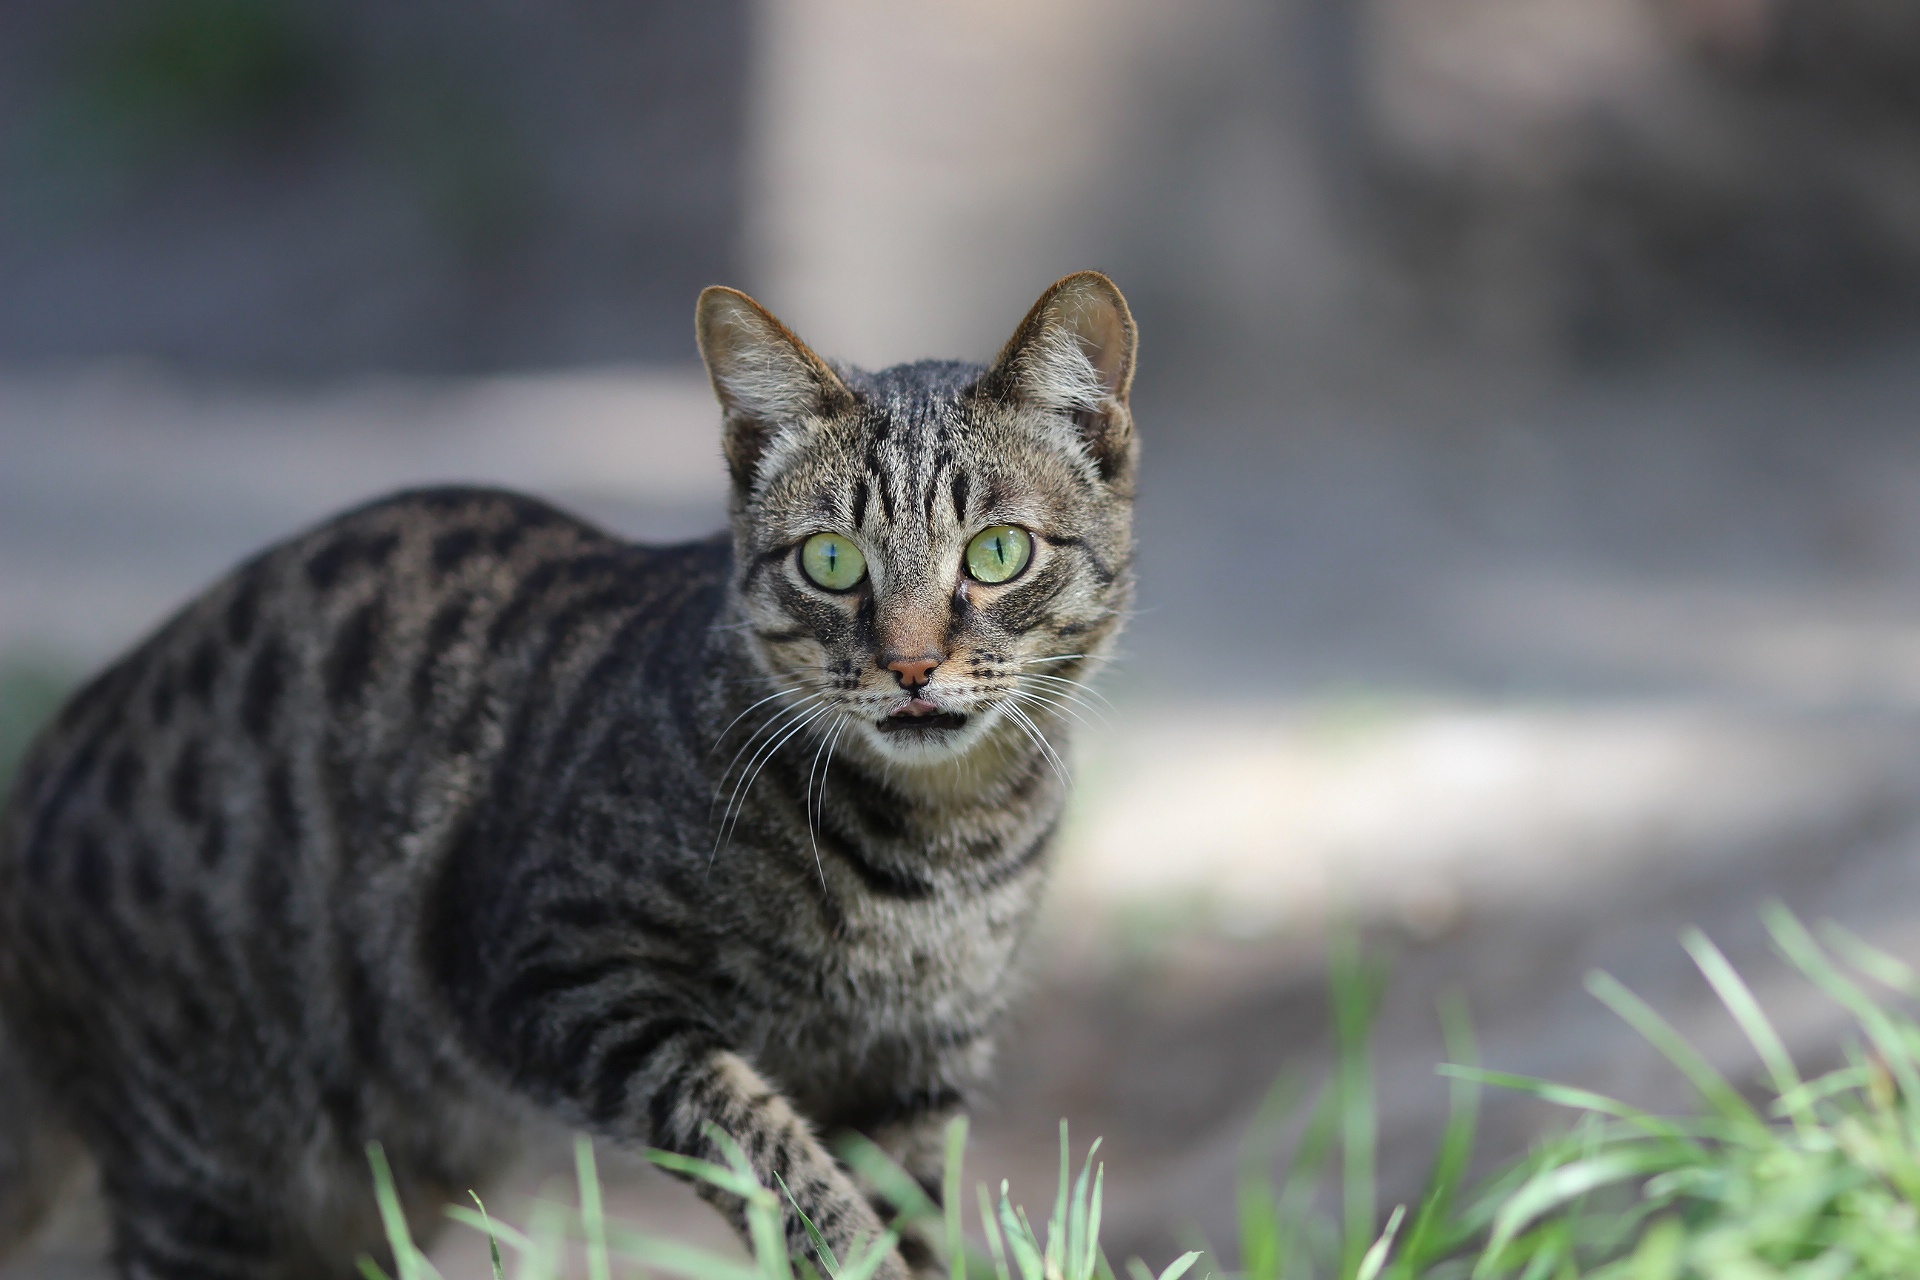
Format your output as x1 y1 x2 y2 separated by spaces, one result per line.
984 271 1138 485
697 286 854 493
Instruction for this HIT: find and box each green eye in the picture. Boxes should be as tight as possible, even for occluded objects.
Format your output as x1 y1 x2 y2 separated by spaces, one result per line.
800 532 867 590
965 525 1033 584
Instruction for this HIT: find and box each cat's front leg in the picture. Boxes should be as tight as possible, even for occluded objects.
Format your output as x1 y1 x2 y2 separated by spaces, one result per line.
641 1046 911 1280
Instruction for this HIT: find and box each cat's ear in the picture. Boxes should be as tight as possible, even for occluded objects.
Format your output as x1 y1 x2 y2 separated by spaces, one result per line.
696 286 854 492
984 271 1138 484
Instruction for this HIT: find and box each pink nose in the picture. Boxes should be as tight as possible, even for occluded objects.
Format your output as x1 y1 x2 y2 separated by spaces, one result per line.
885 654 941 689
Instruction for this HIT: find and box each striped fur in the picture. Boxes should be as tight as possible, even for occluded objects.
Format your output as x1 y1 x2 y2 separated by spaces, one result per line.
0 273 1137 1280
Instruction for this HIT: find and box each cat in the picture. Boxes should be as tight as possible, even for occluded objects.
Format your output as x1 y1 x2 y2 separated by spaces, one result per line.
0 272 1138 1280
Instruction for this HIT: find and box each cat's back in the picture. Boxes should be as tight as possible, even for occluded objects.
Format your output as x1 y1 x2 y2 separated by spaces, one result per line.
0 484 728 1043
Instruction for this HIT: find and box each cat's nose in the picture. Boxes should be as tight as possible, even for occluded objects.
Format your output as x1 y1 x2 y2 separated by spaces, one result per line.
884 653 942 689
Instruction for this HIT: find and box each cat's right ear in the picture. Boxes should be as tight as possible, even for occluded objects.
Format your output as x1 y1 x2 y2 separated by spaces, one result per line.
696 287 853 493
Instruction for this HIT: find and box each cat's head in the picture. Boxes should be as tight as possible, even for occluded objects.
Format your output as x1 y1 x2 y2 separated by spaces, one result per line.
697 272 1137 768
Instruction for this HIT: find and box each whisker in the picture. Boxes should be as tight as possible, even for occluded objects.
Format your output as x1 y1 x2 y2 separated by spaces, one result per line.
1005 687 1095 732
710 682 823 754
805 714 849 891
710 691 831 814
1000 701 1071 787
1013 674 1112 720
714 702 837 861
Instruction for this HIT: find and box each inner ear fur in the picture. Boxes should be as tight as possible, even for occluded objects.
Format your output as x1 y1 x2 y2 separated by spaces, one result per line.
696 286 853 492
984 271 1138 484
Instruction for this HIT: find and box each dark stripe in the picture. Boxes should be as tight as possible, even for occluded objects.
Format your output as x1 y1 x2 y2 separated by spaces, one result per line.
105 747 143 817
851 480 869 529
1037 532 1117 585
539 896 691 942
225 572 263 646
264 761 298 841
412 593 473 712
71 830 112 909
590 1018 709 1121
167 740 203 825
647 1059 701 1149
866 444 895 523
951 471 969 521
825 831 938 899
975 818 1060 891
490 957 634 1025
432 527 484 575
485 558 569 651
741 545 789 590
307 530 400 591
184 639 220 704
241 637 286 739
149 670 176 727
327 598 384 705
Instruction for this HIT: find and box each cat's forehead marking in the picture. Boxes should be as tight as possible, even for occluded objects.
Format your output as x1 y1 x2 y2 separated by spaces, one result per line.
838 359 985 537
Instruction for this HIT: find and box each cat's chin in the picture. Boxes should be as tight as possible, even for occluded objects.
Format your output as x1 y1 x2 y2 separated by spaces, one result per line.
857 707 994 765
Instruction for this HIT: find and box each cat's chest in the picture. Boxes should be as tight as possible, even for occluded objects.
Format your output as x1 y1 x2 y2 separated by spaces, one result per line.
732 883 1032 1074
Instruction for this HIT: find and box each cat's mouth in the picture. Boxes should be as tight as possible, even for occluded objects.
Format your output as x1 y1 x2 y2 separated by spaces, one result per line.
878 699 969 735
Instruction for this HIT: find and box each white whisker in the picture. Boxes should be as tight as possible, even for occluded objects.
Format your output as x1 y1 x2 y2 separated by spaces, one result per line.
1001 700 1071 787
805 714 850 891
1005 687 1094 732
713 701 837 861
710 682 821 753
710 691 831 817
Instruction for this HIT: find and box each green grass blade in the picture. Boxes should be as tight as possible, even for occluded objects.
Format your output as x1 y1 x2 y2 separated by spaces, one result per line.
1585 971 1766 1134
1397 995 1479 1271
839 1134 941 1225
1156 1251 1203 1280
1005 1197 1046 1280
945 1116 969 1280
775 1171 841 1276
602 1226 769 1280
979 1182 1013 1280
836 1230 905 1280
1052 1122 1071 1280
364 1142 442 1280
460 1193 509 1280
1331 929 1385 1279
647 1147 771 1203
1682 927 1810 1134
1355 1205 1405 1280
1477 1149 1691 1277
1819 920 1920 996
1768 903 1920 1113
575 1136 611 1280
1437 1066 1695 1143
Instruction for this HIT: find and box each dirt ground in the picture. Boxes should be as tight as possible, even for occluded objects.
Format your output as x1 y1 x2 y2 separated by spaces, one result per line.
7 341 1920 1275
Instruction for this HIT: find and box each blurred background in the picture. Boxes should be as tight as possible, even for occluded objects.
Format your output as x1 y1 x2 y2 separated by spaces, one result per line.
8 0 1920 1274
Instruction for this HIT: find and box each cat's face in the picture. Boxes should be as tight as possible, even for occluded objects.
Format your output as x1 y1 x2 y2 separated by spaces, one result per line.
698 273 1137 767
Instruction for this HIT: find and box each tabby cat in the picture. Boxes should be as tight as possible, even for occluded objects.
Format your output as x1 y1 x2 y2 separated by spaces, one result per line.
0 272 1138 1279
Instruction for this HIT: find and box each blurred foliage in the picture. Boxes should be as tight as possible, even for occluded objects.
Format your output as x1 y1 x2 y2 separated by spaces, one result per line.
67 0 334 160
0 656 75 800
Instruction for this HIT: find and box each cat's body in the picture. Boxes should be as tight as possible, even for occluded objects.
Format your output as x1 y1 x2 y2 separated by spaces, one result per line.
0 274 1138 1280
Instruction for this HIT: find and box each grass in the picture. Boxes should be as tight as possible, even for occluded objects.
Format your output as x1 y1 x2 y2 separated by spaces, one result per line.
357 906 1920 1280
